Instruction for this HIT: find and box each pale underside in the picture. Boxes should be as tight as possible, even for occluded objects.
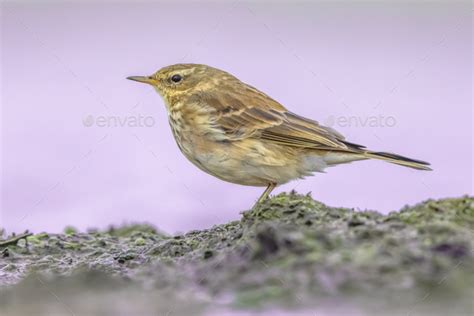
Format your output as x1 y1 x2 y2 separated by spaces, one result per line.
177 136 365 187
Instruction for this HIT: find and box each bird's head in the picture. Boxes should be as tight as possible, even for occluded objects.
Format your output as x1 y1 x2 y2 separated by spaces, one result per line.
127 63 235 105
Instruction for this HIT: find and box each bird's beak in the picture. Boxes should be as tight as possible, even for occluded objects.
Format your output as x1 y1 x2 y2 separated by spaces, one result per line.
126 75 156 85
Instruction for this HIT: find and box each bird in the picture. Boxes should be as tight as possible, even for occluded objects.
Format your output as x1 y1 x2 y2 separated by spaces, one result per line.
127 64 431 207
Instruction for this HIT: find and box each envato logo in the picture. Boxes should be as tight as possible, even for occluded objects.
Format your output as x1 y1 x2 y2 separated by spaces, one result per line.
82 114 155 128
324 115 397 128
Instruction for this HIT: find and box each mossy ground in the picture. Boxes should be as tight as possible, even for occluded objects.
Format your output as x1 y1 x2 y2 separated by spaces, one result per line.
1 193 473 315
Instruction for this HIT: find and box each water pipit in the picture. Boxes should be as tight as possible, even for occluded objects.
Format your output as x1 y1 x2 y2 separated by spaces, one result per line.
128 64 431 207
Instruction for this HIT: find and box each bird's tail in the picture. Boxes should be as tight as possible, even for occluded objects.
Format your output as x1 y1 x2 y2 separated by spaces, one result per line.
364 151 432 171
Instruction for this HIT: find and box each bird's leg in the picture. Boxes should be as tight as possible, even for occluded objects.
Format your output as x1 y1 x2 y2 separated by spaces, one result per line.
253 183 277 208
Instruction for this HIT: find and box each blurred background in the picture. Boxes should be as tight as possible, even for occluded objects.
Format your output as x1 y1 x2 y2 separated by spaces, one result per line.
1 0 472 234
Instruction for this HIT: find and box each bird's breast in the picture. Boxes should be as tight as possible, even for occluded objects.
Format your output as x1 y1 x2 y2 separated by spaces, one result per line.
168 105 222 156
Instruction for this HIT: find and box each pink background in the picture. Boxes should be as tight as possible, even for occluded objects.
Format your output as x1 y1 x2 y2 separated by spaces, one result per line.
1 1 472 234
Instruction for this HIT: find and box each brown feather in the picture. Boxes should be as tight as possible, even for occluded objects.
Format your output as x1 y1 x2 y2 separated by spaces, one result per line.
195 83 361 153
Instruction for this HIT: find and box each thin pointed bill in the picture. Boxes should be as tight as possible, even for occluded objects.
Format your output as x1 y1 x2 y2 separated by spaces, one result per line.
126 75 156 85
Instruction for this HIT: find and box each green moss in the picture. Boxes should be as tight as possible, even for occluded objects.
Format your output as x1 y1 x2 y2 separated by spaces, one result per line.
134 237 146 246
63 241 81 250
1 193 473 315
106 223 163 237
64 226 78 235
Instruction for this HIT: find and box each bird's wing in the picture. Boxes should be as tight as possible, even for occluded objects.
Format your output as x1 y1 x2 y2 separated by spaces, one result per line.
260 111 365 151
198 86 365 152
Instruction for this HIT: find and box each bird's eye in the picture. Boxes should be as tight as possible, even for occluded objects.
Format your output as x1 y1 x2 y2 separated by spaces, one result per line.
171 74 182 83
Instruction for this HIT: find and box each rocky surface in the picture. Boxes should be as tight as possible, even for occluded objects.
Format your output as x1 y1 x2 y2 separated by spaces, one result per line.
1 193 473 315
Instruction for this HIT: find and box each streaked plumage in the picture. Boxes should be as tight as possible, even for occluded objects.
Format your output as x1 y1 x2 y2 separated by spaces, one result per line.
128 64 431 205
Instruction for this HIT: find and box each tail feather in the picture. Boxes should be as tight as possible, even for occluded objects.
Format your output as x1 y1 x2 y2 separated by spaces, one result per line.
364 151 432 171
